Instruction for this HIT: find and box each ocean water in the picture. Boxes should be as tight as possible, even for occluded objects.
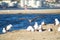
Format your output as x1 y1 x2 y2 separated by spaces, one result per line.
0 14 60 34
0 7 60 10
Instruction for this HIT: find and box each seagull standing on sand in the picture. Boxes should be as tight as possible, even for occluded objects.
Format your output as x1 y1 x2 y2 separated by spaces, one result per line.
2 28 6 33
58 27 60 31
38 21 45 32
26 26 34 32
41 21 45 25
33 22 39 31
55 18 60 25
38 25 42 32
6 24 13 31
48 28 52 31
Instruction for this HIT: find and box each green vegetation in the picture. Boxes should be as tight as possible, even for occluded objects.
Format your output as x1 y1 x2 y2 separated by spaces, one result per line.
11 0 20 3
0 0 2 1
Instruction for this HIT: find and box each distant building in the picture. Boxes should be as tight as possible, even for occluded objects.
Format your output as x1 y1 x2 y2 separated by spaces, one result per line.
45 0 56 2
56 0 60 3
20 0 24 7
2 0 16 1
2 0 11 1
20 0 42 8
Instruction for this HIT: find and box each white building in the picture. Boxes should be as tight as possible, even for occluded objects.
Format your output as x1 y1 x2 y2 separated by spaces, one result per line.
20 0 42 8
46 0 56 2
0 1 2 5
49 3 60 8
20 0 24 7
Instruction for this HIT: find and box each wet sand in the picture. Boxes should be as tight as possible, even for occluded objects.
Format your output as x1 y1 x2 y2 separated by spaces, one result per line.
0 24 60 40
0 9 60 14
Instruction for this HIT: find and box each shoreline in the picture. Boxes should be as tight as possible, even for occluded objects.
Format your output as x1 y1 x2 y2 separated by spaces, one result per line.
0 9 60 14
0 24 60 40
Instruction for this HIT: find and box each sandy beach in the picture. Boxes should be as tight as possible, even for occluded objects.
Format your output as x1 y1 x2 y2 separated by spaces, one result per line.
0 24 60 40
0 9 60 14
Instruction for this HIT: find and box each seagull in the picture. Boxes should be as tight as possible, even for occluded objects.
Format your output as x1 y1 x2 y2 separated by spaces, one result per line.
33 22 39 30
38 25 42 32
2 28 6 33
6 24 13 31
38 25 42 30
19 16 44 23
48 28 52 31
58 27 60 31
41 21 45 25
26 26 34 32
39 29 42 32
55 18 60 25
19 18 32 23
28 19 32 23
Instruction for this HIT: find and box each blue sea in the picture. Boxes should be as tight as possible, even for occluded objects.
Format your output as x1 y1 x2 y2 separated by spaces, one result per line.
0 13 60 34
